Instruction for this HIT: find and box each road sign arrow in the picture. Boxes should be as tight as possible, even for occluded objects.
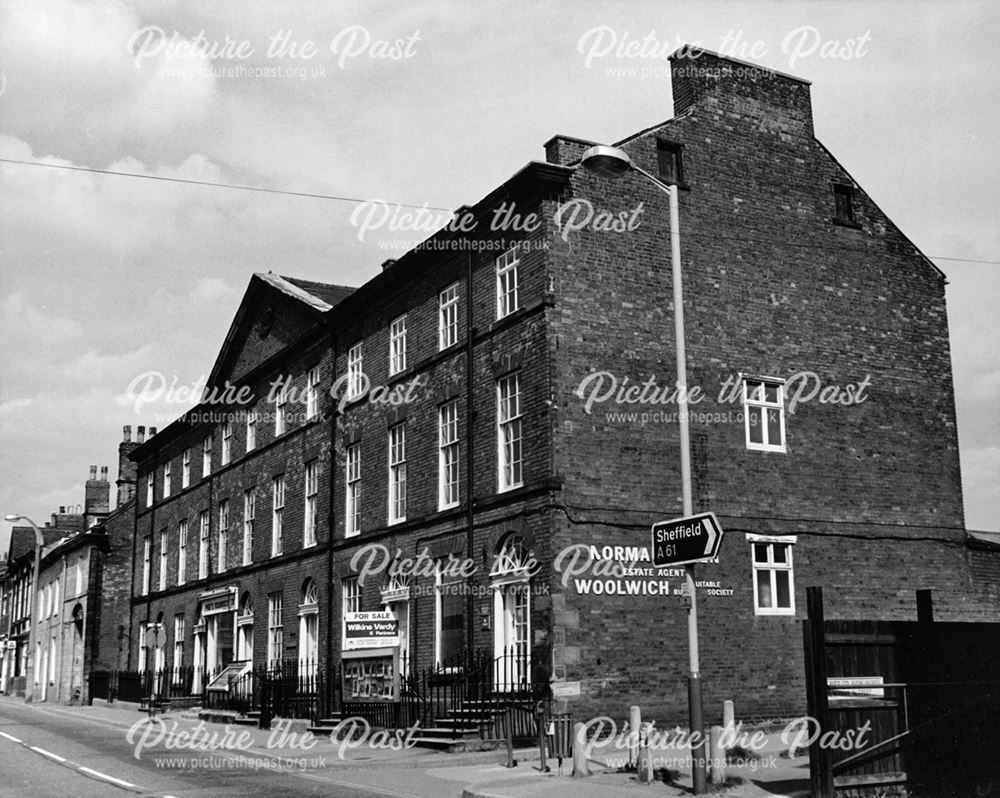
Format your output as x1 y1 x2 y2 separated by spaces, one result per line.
702 518 718 557
651 512 725 567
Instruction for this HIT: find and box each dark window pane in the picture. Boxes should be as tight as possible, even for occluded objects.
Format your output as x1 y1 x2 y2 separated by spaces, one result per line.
767 408 783 445
834 184 855 223
748 407 763 443
775 571 791 608
764 384 779 404
772 544 787 564
657 145 679 184
753 543 768 563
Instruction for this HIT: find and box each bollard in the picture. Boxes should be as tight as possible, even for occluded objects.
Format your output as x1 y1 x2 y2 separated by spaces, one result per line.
710 725 726 784
637 745 654 783
505 706 516 767
723 700 735 733
629 705 641 766
572 721 589 778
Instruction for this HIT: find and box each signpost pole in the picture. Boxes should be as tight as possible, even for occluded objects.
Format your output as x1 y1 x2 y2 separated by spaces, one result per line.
668 182 708 795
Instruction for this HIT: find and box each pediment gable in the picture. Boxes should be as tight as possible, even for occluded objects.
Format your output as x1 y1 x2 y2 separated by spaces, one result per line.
207 273 353 388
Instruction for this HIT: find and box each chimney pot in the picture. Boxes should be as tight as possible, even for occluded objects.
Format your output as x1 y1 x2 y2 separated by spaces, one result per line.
149 426 157 437
100 466 109 481
123 425 132 442
381 259 397 272
59 506 65 514
137 426 146 443
89 465 97 481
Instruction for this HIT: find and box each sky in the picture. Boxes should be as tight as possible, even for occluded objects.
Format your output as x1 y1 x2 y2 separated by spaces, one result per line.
1 0 998 555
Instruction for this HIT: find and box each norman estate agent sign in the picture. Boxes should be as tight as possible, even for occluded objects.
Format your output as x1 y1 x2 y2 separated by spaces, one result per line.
343 611 399 650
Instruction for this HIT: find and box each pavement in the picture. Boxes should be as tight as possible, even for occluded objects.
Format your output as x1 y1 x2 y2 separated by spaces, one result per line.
0 693 812 798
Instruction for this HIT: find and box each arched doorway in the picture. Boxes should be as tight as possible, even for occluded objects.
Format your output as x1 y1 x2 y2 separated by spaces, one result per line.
490 535 533 690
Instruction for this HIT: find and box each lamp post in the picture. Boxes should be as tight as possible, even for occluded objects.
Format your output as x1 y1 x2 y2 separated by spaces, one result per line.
5 514 44 703
579 145 707 795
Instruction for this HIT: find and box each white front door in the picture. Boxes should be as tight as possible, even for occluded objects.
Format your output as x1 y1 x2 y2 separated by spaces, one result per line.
493 583 530 690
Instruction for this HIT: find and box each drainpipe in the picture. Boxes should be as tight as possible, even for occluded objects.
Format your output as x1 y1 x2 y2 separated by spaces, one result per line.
465 249 476 655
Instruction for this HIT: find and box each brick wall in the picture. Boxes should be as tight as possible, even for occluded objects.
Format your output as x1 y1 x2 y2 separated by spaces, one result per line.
538 49 983 724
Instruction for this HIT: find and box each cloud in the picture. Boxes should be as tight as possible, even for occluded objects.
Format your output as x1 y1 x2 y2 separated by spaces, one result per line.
0 0 216 160
190 277 235 305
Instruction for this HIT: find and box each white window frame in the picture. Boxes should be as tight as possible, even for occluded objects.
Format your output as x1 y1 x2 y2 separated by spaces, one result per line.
497 373 523 491
439 400 460 510
345 443 361 537
267 592 283 667
138 624 147 672
177 519 187 586
182 448 191 489
748 533 797 616
163 461 171 499
743 377 787 453
496 246 520 319
389 314 407 376
439 283 459 350
388 424 407 524
202 435 212 478
173 615 185 682
306 366 321 420
242 489 255 566
158 528 168 591
246 411 257 452
304 460 318 547
275 384 288 436
141 536 151 596
221 420 233 465
198 510 209 579
217 500 229 573
347 343 364 400
272 475 285 556
341 577 360 644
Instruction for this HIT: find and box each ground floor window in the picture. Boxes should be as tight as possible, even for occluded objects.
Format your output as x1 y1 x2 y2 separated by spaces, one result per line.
435 565 466 665
748 533 797 616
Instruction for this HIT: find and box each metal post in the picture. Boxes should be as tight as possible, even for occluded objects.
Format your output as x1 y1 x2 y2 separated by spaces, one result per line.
668 183 707 795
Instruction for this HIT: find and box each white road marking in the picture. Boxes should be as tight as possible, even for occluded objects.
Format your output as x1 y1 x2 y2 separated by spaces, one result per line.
0 731 23 743
30 745 67 762
78 766 136 788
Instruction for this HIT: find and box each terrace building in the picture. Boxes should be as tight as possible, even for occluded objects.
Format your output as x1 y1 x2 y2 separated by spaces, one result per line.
126 48 997 726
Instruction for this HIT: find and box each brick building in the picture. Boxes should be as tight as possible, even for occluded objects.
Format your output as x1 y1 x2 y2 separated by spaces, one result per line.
2 510 85 696
127 48 996 724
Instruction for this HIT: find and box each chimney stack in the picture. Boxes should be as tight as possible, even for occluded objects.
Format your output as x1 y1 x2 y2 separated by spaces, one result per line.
117 425 140 508
85 463 111 523
544 135 597 167
669 46 814 139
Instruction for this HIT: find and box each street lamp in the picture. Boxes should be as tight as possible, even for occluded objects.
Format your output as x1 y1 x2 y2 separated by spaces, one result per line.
4 513 44 703
579 145 707 795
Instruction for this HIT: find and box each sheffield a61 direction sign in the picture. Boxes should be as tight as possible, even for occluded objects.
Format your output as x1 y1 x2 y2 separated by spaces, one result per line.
651 512 725 567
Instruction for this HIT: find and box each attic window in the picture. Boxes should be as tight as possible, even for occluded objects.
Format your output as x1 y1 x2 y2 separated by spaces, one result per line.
833 184 858 226
656 140 684 187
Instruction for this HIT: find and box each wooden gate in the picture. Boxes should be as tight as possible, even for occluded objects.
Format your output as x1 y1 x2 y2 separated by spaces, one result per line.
803 587 1000 797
